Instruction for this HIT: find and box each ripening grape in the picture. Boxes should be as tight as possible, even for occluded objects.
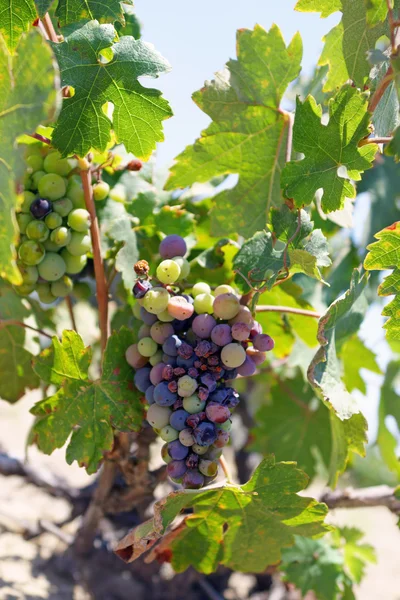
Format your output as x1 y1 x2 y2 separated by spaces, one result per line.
147 404 171 429
68 208 91 232
229 305 254 326
179 429 195 446
93 181 110 201
149 350 164 366
231 322 251 341
30 197 52 219
253 333 275 352
159 425 179 442
159 234 187 259
198 459 218 478
133 280 152 299
167 460 187 479
183 395 205 414
138 324 151 340
193 292 214 314
125 344 149 369
142 287 170 315
157 308 175 322
214 284 235 296
134 367 152 393
138 337 158 358
237 355 257 376
192 282 211 297
38 173 66 201
150 321 174 345
169 409 190 431
221 343 246 368
37 252 66 282
213 293 240 320
177 375 198 397
192 314 216 339
149 362 166 385
167 296 194 320
156 259 181 284
211 324 232 346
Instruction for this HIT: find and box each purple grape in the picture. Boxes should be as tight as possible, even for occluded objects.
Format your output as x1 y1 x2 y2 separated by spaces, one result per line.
145 385 155 404
159 234 187 259
250 321 262 339
186 412 205 428
168 381 178 393
140 307 158 325
168 439 189 460
182 469 204 489
223 368 238 380
237 355 257 376
192 314 217 339
211 324 232 346
167 460 187 479
162 335 182 357
253 333 274 352
177 342 194 359
162 353 177 367
186 453 199 469
214 429 230 448
162 365 174 380
195 340 212 357
231 322 251 342
193 421 217 446
188 367 199 378
138 324 151 339
176 355 196 369
134 367 151 393
169 409 190 431
30 198 52 219
200 373 217 392
150 362 166 386
150 321 174 344
153 381 178 406
133 279 152 299
181 294 194 305
197 386 209 402
205 402 230 423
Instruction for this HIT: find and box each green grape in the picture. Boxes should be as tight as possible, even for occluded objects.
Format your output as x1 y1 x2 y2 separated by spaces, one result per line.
159 425 179 442
142 287 170 315
18 240 45 265
26 154 44 173
50 226 72 247
44 239 61 252
192 282 211 297
51 275 73 297
17 263 38 285
31 170 46 190
60 249 87 274
23 172 32 189
133 302 142 319
220 342 246 368
25 144 42 158
37 252 66 282
213 293 240 320
26 220 49 242
20 191 36 213
43 150 72 176
67 208 90 232
192 444 208 455
172 256 190 280
156 259 181 284
66 232 91 256
157 308 174 322
217 419 232 432
193 292 214 315
109 185 126 203
161 443 173 464
53 197 73 217
137 336 158 357
177 375 198 397
16 213 33 234
67 176 85 208
214 284 235 296
37 282 57 304
149 349 163 366
182 395 205 414
38 173 66 201
72 281 91 300
93 181 110 201
147 404 171 429
45 212 63 230
14 282 35 296
199 460 218 478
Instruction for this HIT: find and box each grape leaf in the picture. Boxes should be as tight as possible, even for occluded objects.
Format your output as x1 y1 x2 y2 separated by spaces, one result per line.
365 0 389 24
377 360 400 477
165 25 303 238
0 0 37 54
0 31 59 284
281 86 377 213
332 527 376 584
154 206 196 237
115 4 141 39
295 0 387 91
340 336 381 394
250 373 331 479
51 20 172 159
370 49 400 137
115 456 329 573
364 221 400 339
34 0 55 17
56 0 132 27
30 328 144 473
107 216 139 291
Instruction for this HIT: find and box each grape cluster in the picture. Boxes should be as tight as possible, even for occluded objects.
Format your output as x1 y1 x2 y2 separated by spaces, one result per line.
14 145 109 303
125 235 274 489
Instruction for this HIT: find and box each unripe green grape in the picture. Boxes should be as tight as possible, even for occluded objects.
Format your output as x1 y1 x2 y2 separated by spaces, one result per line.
66 232 91 256
199 459 218 478
23 172 32 188
142 287 170 315
37 252 66 282
67 176 85 208
53 197 73 217
25 144 42 158
157 308 174 322
109 185 126 203
31 170 46 190
93 181 110 201
43 150 72 176
149 349 163 366
37 282 57 304
159 425 179 442
26 220 49 242
17 263 38 285
14 282 35 296
44 239 61 252
38 173 66 201
50 226 72 247
221 342 246 368
20 191 36 213
133 302 142 320
26 154 44 173
67 208 90 232
193 292 214 315
192 444 208 455
51 275 73 298
172 256 190 280
183 395 205 414
16 213 33 234
45 212 63 230
217 419 232 432
137 336 158 357
161 443 173 464
60 249 87 274
18 240 45 265
156 259 181 284
147 404 171 429
214 284 235 296
213 293 240 320
72 281 91 300
192 282 211 297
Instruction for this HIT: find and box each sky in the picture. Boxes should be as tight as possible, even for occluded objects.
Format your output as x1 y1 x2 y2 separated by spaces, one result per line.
134 0 339 167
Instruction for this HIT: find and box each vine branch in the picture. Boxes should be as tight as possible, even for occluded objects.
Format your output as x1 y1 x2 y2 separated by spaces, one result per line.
368 66 394 113
0 319 53 339
41 13 59 44
321 485 400 514
255 305 321 318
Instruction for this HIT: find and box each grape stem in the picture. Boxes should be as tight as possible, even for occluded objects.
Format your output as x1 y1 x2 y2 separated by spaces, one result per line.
219 455 233 483
368 66 394 113
255 305 321 318
65 296 78 331
321 485 400 515
29 132 51 145
80 167 109 352
41 13 59 43
359 136 393 146
0 319 53 339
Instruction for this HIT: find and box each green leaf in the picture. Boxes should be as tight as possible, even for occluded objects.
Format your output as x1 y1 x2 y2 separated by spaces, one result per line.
370 50 400 137
115 456 329 572
154 206 196 237
295 0 387 91
0 30 60 284
328 412 368 487
386 126 400 160
377 360 400 476
107 216 139 291
341 336 381 394
332 527 376 584
250 372 331 479
165 25 303 237
233 231 285 291
30 328 144 473
115 4 141 38
34 0 55 17
364 221 400 339
0 0 37 54
56 0 132 26
51 20 172 159
281 87 377 213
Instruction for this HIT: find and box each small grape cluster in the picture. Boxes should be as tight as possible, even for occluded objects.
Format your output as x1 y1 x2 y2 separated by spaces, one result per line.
15 145 110 303
125 235 274 489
